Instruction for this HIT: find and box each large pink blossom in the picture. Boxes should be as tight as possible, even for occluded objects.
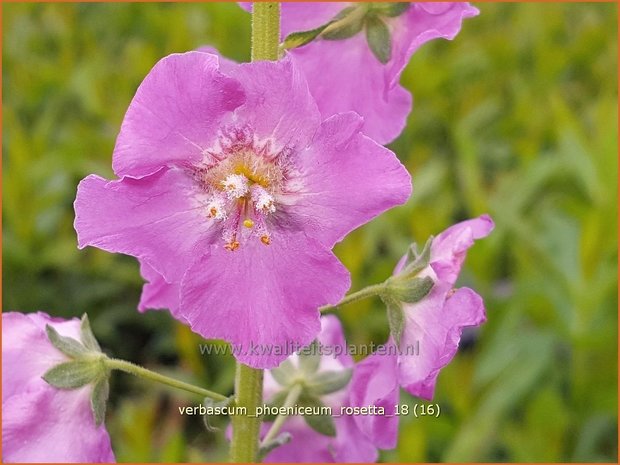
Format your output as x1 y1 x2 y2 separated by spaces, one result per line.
261 315 398 462
2 312 115 463
359 215 494 404
74 52 411 368
241 2 479 143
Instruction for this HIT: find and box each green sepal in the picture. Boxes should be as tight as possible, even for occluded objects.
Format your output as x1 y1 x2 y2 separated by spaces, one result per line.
299 394 336 437
305 368 353 396
91 376 110 426
42 359 103 389
262 390 288 422
383 296 406 346
366 15 392 64
202 395 233 432
298 340 321 375
282 25 329 49
270 359 296 387
45 324 89 359
389 276 434 304
373 2 411 17
258 432 292 460
80 314 102 352
402 236 433 277
321 7 365 40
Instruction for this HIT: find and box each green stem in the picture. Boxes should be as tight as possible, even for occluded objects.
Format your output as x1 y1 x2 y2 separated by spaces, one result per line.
320 282 387 313
228 4 281 463
260 383 303 446
229 364 264 462
105 358 227 401
251 2 281 61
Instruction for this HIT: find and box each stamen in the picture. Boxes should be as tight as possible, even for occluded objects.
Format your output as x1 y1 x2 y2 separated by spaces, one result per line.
221 174 249 199
260 235 271 246
224 239 240 251
243 219 255 229
206 196 227 220
251 186 276 214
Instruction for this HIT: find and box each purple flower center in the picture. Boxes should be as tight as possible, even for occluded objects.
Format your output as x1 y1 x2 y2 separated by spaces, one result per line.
191 125 292 251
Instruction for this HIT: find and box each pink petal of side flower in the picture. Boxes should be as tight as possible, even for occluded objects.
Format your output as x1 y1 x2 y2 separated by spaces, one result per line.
399 286 486 400
260 2 479 143
430 214 494 286
2 312 115 463
349 349 400 449
262 315 387 462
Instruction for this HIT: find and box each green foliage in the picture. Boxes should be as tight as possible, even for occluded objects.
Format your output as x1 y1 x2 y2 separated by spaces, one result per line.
3 2 617 462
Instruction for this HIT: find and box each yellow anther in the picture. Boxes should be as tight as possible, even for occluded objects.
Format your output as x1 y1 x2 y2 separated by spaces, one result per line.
209 207 218 218
260 235 271 246
224 240 240 251
243 219 255 229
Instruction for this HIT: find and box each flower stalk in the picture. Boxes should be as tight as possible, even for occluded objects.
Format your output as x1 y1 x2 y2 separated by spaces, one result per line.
229 3 280 463
105 358 227 401
260 383 303 446
320 281 387 313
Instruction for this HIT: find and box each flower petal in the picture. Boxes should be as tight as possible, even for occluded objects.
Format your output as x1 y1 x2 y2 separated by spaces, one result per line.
112 52 245 177
2 312 115 463
399 286 486 400
179 232 350 368
263 418 334 463
2 386 115 463
2 312 79 401
387 3 480 87
137 261 182 318
289 37 412 144
430 214 494 286
331 414 379 463
227 57 321 150
276 2 478 143
317 314 353 368
350 351 399 449
74 168 212 282
290 112 412 247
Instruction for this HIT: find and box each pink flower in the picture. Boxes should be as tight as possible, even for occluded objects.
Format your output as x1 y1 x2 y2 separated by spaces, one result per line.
241 2 479 144
2 312 115 463
74 52 411 368
362 215 494 403
261 315 398 462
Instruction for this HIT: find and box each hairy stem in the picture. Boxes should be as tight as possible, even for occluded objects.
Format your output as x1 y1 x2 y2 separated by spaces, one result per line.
105 358 227 401
229 364 265 462
320 281 387 313
251 2 281 61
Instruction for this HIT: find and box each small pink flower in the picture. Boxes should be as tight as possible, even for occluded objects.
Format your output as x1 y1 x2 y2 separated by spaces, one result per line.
357 215 494 405
2 312 115 463
261 316 398 462
241 2 479 143
74 52 411 368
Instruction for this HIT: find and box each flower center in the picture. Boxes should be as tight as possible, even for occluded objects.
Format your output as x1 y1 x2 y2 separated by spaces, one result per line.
193 126 289 251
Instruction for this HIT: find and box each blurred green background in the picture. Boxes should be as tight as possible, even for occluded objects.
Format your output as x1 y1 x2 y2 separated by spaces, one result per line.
3 2 618 462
